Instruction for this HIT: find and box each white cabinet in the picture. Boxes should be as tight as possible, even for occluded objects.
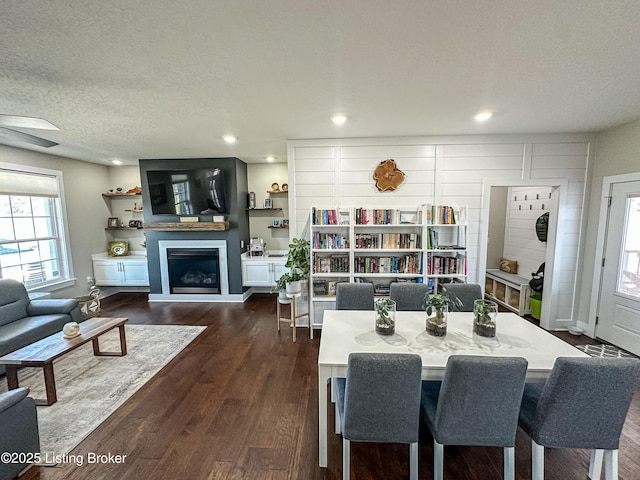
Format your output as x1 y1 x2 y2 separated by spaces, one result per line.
241 255 287 287
92 253 149 286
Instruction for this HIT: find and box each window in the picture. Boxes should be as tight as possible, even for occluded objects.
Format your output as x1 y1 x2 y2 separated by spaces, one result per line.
0 163 72 289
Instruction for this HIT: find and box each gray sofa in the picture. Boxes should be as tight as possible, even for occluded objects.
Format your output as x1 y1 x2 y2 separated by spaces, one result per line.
0 387 39 480
0 278 82 375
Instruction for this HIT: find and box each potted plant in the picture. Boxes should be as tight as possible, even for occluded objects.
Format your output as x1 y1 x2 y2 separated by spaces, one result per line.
270 273 291 303
282 237 310 295
473 299 498 337
375 298 396 335
424 293 449 337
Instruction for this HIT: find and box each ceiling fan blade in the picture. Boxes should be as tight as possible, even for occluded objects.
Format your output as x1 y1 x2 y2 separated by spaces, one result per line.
0 127 58 148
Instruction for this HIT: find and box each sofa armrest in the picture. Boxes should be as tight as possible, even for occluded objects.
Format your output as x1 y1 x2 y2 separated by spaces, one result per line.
0 388 29 415
27 298 79 316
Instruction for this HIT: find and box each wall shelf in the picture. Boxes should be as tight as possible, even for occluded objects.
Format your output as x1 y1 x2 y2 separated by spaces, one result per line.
144 222 230 231
268 225 289 229
102 193 141 197
247 208 283 211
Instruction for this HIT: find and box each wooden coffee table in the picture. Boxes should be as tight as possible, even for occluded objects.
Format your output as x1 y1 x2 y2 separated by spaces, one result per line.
0 317 128 405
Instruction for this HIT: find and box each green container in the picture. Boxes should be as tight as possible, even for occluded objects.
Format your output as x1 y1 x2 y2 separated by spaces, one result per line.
530 294 542 320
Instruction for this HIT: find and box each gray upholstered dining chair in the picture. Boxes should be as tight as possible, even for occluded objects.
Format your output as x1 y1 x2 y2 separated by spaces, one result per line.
335 282 374 310
518 356 640 480
440 283 482 311
389 282 430 311
335 353 422 480
421 355 528 480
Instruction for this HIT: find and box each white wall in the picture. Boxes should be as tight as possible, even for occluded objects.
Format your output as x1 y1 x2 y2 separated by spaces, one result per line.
0 144 111 297
486 186 507 268
578 117 640 334
247 163 290 251
503 186 550 278
288 135 592 328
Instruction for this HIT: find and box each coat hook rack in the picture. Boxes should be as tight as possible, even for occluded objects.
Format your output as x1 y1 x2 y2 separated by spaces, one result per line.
519 205 522 210
536 194 540 200
525 195 528 200
529 204 533 210
542 204 545 210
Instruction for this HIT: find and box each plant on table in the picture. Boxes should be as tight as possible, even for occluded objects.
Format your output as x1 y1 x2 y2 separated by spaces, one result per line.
473 299 498 337
375 298 396 335
424 293 449 337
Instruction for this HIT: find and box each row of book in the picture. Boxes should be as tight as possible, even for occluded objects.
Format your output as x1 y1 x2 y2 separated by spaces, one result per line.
312 232 349 249
426 254 466 275
354 208 418 225
425 205 459 225
313 254 349 273
354 233 420 250
311 208 350 225
354 254 422 274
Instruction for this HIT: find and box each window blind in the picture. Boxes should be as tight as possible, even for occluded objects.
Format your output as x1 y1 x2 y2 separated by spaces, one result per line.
0 169 59 197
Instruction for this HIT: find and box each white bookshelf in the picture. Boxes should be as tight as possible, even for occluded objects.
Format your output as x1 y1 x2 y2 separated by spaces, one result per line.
308 205 468 329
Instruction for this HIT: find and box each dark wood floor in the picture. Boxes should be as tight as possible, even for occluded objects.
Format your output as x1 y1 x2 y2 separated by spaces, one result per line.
20 293 640 480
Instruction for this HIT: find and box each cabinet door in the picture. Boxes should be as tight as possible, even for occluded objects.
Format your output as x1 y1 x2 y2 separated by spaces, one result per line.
93 261 122 286
122 261 149 286
242 261 272 286
272 260 288 283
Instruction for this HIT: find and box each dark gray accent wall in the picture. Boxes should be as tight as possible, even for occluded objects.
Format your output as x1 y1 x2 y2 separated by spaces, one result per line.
139 157 249 295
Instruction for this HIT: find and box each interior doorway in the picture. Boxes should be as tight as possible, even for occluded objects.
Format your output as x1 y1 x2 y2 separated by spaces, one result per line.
479 179 567 330
595 180 640 355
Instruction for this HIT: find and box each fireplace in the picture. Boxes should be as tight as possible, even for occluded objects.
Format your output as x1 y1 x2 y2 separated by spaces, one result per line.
157 240 229 299
167 248 220 294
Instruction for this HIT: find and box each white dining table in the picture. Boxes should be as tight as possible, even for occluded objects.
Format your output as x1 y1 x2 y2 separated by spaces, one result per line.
317 310 589 467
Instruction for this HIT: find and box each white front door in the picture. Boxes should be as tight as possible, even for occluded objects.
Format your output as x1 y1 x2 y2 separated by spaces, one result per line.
596 180 640 355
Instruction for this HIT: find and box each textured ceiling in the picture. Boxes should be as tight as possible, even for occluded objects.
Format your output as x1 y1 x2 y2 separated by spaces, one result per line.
1 0 639 165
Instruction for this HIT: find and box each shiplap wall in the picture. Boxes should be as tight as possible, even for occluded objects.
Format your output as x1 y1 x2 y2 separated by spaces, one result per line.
287 137 590 326
504 186 551 278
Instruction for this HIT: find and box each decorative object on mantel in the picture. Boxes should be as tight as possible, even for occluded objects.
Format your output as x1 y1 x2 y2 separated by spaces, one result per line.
373 159 405 192
108 241 129 257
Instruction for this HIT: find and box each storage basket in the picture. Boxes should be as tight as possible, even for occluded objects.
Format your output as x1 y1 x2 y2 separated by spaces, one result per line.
75 288 101 320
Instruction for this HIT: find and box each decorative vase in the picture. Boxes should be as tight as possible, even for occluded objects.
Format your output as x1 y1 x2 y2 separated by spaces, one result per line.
473 299 498 337
426 305 447 337
375 298 396 335
278 290 291 304
286 280 302 295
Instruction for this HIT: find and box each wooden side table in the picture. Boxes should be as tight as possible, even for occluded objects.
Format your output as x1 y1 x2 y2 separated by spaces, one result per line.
277 292 311 342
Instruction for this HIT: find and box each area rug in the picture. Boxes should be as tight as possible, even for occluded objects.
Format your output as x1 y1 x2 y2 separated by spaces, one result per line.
0 324 205 462
575 344 638 359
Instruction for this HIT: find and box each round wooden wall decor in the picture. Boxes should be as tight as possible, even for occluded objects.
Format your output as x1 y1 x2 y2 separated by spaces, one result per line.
373 159 405 192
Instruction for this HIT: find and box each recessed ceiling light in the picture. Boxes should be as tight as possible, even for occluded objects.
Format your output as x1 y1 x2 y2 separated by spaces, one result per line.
111 160 123 165
223 135 237 144
266 156 275 162
474 111 493 122
331 114 347 125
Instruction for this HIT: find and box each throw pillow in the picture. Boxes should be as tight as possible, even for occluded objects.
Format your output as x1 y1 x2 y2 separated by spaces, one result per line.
499 258 518 274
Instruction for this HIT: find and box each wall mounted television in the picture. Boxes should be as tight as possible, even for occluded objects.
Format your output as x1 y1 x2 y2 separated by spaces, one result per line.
147 168 228 215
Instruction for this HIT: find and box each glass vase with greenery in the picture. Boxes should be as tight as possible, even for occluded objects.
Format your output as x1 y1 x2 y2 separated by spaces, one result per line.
375 298 396 335
424 293 449 337
473 299 498 337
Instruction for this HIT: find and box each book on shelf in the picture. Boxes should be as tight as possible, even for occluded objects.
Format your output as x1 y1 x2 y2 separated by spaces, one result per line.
424 204 462 225
354 208 418 225
355 232 419 249
312 207 339 225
